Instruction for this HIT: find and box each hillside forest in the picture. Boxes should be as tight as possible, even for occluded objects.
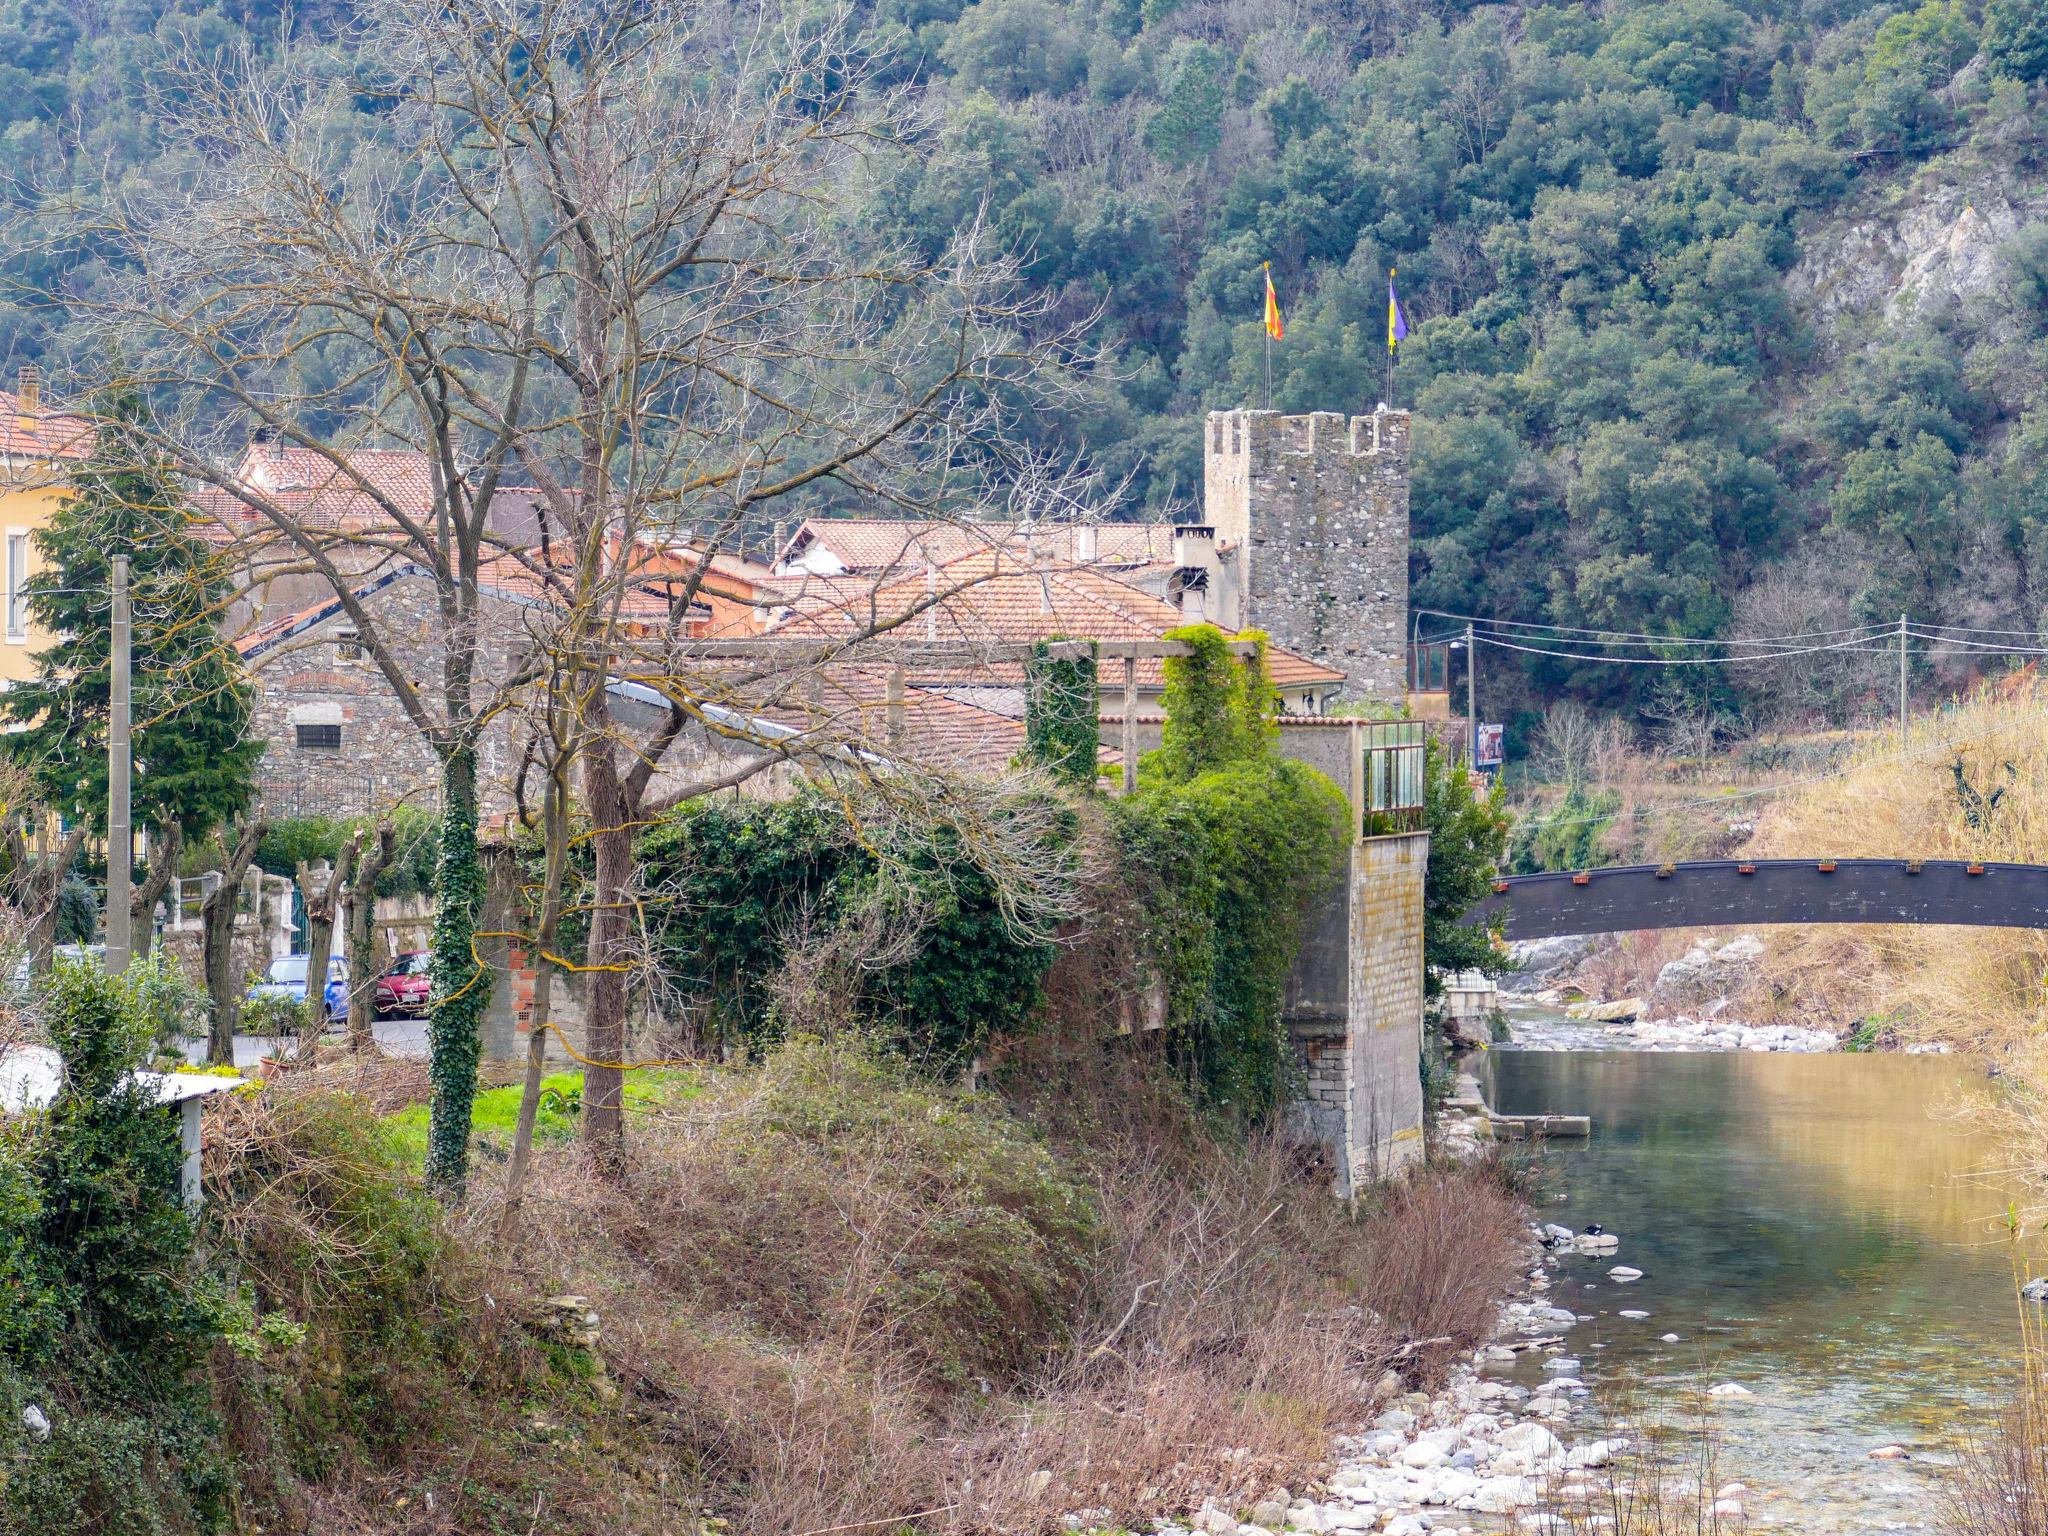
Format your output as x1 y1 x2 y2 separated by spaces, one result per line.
9 0 2048 736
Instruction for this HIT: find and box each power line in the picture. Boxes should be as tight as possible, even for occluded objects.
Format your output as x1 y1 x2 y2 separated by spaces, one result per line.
1415 608 1894 648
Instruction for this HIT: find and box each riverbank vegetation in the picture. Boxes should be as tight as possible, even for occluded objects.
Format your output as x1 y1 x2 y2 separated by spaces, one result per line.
1 1010 1526 1535
0 629 1529 1533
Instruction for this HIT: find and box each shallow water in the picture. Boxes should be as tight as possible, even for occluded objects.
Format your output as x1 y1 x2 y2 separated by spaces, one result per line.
1479 1043 2041 1531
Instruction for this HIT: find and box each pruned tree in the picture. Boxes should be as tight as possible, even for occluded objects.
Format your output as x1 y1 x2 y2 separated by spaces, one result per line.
200 818 267 1065
59 0 1103 1188
339 821 396 1052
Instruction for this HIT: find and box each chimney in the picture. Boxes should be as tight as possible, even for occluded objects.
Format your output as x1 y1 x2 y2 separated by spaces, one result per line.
1076 525 1098 563
15 364 38 414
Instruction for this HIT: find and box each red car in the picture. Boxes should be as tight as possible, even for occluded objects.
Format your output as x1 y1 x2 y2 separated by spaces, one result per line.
373 951 433 1018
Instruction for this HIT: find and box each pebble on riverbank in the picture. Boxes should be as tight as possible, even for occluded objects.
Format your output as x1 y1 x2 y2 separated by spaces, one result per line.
1152 1224 1695 1536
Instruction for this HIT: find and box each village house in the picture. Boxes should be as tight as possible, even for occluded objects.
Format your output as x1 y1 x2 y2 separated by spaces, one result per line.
0 367 94 689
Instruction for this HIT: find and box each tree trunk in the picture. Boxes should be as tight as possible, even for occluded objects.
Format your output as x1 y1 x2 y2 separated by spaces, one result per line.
500 745 570 1241
579 736 632 1174
24 827 85 977
130 821 181 963
426 749 489 1200
201 819 267 1066
341 822 394 1052
296 836 357 1038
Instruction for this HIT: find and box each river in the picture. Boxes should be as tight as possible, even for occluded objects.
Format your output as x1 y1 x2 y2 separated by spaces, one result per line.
1479 1024 2041 1531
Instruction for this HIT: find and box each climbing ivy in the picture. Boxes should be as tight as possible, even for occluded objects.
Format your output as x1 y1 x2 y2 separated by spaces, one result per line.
1148 623 1277 785
1023 638 1099 786
425 749 488 1198
638 789 1064 1064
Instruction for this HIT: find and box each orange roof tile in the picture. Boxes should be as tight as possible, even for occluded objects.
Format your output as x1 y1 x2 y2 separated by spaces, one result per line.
773 550 1345 689
777 517 1180 575
0 389 94 465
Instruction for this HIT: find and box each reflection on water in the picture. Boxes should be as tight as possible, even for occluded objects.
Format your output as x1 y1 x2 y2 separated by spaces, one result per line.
1480 1049 2039 1531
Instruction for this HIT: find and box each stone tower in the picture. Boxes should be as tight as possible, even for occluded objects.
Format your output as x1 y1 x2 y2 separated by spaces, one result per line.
1202 407 1411 702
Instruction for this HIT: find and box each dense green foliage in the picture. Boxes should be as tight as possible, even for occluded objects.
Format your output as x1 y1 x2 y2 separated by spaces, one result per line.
639 790 1062 1063
1023 637 1101 783
1120 624 1348 1114
1420 738 1514 994
0 960 231 1532
0 394 259 841
642 624 1349 1115
425 750 486 1198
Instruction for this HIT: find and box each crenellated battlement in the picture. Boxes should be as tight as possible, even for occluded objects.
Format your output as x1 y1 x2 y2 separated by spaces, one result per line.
1201 405 1412 704
1205 406 1412 463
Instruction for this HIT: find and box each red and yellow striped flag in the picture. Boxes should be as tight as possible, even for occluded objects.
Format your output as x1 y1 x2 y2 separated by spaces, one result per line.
1263 262 1284 341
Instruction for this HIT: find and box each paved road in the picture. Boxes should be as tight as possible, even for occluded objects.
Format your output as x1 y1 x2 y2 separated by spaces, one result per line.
182 1015 431 1071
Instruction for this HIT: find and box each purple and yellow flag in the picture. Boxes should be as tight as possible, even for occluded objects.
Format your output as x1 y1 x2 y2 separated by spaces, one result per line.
1388 268 1409 353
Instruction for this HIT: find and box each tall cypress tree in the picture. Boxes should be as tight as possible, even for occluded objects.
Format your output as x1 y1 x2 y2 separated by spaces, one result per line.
0 392 261 848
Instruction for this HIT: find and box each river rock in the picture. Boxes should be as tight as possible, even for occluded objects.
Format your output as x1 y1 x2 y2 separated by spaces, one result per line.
2021 1278 2048 1302
1505 935 1594 989
1541 1357 1582 1374
1653 934 1764 1008
1869 1445 1910 1460
1401 1441 1448 1469
1608 1266 1643 1282
1618 1309 1649 1319
1573 1233 1619 1254
1570 997 1645 1023
1661 1333 1682 1342
1707 1383 1753 1398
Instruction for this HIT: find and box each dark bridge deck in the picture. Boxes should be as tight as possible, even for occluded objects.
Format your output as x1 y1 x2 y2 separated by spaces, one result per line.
1473 858 2048 939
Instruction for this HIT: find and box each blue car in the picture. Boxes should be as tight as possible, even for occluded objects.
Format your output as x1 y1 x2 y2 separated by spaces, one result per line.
247 954 350 1023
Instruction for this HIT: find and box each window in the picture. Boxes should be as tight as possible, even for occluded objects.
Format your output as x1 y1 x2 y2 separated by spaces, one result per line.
335 630 365 663
5 534 25 641
295 723 342 751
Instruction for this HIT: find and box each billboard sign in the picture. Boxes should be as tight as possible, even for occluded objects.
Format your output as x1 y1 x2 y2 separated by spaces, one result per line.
1475 723 1505 768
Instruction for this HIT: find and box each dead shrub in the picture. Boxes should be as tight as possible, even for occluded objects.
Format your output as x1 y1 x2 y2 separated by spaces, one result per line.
1357 1162 1528 1382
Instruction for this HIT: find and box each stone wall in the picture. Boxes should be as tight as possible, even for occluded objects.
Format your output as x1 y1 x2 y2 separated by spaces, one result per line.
1202 407 1410 703
244 572 771 824
1281 828 1428 1197
1349 830 1428 1179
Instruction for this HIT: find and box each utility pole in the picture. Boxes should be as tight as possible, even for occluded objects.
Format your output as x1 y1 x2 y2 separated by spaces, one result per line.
1898 612 1908 750
107 555 131 976
1466 620 1478 768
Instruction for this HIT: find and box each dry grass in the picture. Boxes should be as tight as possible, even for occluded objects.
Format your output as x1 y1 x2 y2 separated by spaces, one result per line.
1734 681 2048 1062
195 1032 1528 1536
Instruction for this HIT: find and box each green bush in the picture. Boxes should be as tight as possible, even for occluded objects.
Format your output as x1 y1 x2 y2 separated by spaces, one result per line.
677 1037 1102 1389
1 960 233 1532
638 790 1063 1063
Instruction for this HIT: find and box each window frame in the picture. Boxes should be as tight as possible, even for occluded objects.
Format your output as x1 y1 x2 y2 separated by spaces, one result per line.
4 530 28 643
294 721 343 752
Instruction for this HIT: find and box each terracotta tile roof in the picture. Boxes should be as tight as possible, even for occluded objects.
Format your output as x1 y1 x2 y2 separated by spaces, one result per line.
236 555 682 658
777 517 1180 574
0 389 93 465
192 443 552 542
773 550 1345 690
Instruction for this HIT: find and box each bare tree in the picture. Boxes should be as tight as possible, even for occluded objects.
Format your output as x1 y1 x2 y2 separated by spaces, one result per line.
59 0 1101 1186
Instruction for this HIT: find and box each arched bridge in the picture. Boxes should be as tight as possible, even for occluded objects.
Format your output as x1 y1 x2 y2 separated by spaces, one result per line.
1471 858 2048 939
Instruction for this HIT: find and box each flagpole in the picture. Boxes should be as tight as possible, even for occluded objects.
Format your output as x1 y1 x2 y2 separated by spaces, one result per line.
1262 261 1273 408
1386 264 1397 410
